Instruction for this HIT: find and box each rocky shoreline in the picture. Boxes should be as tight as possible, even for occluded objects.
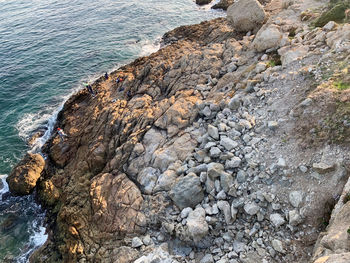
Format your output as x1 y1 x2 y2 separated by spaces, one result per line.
7 0 350 262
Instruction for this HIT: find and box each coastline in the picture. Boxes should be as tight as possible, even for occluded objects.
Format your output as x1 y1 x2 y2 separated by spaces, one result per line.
6 0 350 262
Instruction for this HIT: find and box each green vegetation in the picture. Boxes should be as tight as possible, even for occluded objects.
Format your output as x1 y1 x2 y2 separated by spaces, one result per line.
334 81 350 91
314 0 350 27
267 53 282 68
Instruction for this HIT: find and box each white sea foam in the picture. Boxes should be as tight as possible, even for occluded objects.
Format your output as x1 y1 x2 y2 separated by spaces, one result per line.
140 37 161 57
0 174 9 198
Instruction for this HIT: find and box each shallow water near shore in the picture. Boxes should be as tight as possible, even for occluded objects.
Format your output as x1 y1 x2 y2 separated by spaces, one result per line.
0 0 223 260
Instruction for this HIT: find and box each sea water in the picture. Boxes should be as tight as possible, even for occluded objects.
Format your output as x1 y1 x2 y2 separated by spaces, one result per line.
0 0 223 260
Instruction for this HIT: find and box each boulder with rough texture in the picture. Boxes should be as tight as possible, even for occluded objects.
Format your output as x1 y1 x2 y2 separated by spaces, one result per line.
253 24 284 52
227 0 266 32
7 153 45 195
186 207 209 242
169 173 204 209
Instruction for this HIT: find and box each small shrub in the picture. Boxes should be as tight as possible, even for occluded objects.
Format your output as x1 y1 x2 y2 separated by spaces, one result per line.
334 81 350 90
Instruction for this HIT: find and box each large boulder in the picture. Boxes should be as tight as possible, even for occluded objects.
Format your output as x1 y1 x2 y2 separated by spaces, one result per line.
7 153 45 195
252 24 284 51
227 0 266 32
169 173 204 209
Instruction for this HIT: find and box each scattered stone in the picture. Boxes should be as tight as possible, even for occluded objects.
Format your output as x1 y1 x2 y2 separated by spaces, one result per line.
271 239 284 253
200 254 214 263
270 213 286 227
169 173 204 209
181 207 193 219
228 95 241 110
267 121 278 130
299 165 308 173
207 162 225 179
186 207 209 242
289 209 303 226
220 137 238 151
277 158 286 168
289 191 303 208
244 202 260 215
225 157 242 169
131 237 143 248
312 162 336 174
218 200 232 224
208 124 219 139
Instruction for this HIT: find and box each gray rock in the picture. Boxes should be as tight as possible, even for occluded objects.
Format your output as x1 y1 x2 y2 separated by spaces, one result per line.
131 237 143 248
233 241 246 253
288 209 302 226
210 147 222 158
142 235 152 246
253 25 284 52
227 0 266 32
186 207 209 242
244 202 260 215
271 239 284 253
236 170 246 183
267 121 278 130
299 165 308 173
188 163 207 175
200 254 214 263
227 62 238 72
217 189 227 200
208 124 219 140
207 162 225 179
217 200 232 224
312 162 336 174
220 137 238 151
181 207 193 219
289 191 303 208
169 173 204 209
228 95 241 111
202 106 212 117
270 213 286 227
225 157 241 169
220 171 234 193
137 167 159 194
277 157 286 168
154 169 177 192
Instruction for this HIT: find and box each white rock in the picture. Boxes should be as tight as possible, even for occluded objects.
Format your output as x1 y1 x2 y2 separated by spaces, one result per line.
323 21 336 31
277 157 286 168
270 213 286 227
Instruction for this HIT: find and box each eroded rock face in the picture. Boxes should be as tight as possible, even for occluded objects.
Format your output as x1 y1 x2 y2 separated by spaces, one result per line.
6 153 45 195
227 0 266 32
90 173 146 234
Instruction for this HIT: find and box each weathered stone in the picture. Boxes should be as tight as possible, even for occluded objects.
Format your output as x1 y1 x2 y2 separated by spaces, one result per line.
269 213 286 227
212 0 234 10
271 239 284 253
220 137 238 151
210 147 222 158
218 200 232 224
169 173 204 209
253 25 284 52
7 153 45 196
186 207 209 242
289 209 303 226
289 191 304 208
225 157 241 169
137 167 159 194
312 162 336 174
154 169 177 192
200 254 214 263
90 173 146 234
227 0 266 32
244 202 260 215
207 162 225 179
220 171 234 193
131 237 143 248
228 95 241 110
196 0 212 5
208 124 219 139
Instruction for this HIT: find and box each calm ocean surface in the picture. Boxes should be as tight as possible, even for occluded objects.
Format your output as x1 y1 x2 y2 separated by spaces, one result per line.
0 0 222 261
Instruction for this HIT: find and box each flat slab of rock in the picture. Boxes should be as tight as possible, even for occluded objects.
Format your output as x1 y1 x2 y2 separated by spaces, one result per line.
7 153 45 195
312 162 336 174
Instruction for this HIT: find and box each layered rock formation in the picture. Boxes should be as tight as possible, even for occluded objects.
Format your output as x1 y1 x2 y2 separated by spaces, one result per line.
8 0 350 262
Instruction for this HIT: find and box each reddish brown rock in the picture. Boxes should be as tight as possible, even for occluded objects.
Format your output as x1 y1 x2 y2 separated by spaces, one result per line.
6 153 45 195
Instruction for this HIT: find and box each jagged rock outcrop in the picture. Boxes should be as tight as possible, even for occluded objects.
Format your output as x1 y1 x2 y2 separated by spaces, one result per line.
6 153 45 195
212 0 234 10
